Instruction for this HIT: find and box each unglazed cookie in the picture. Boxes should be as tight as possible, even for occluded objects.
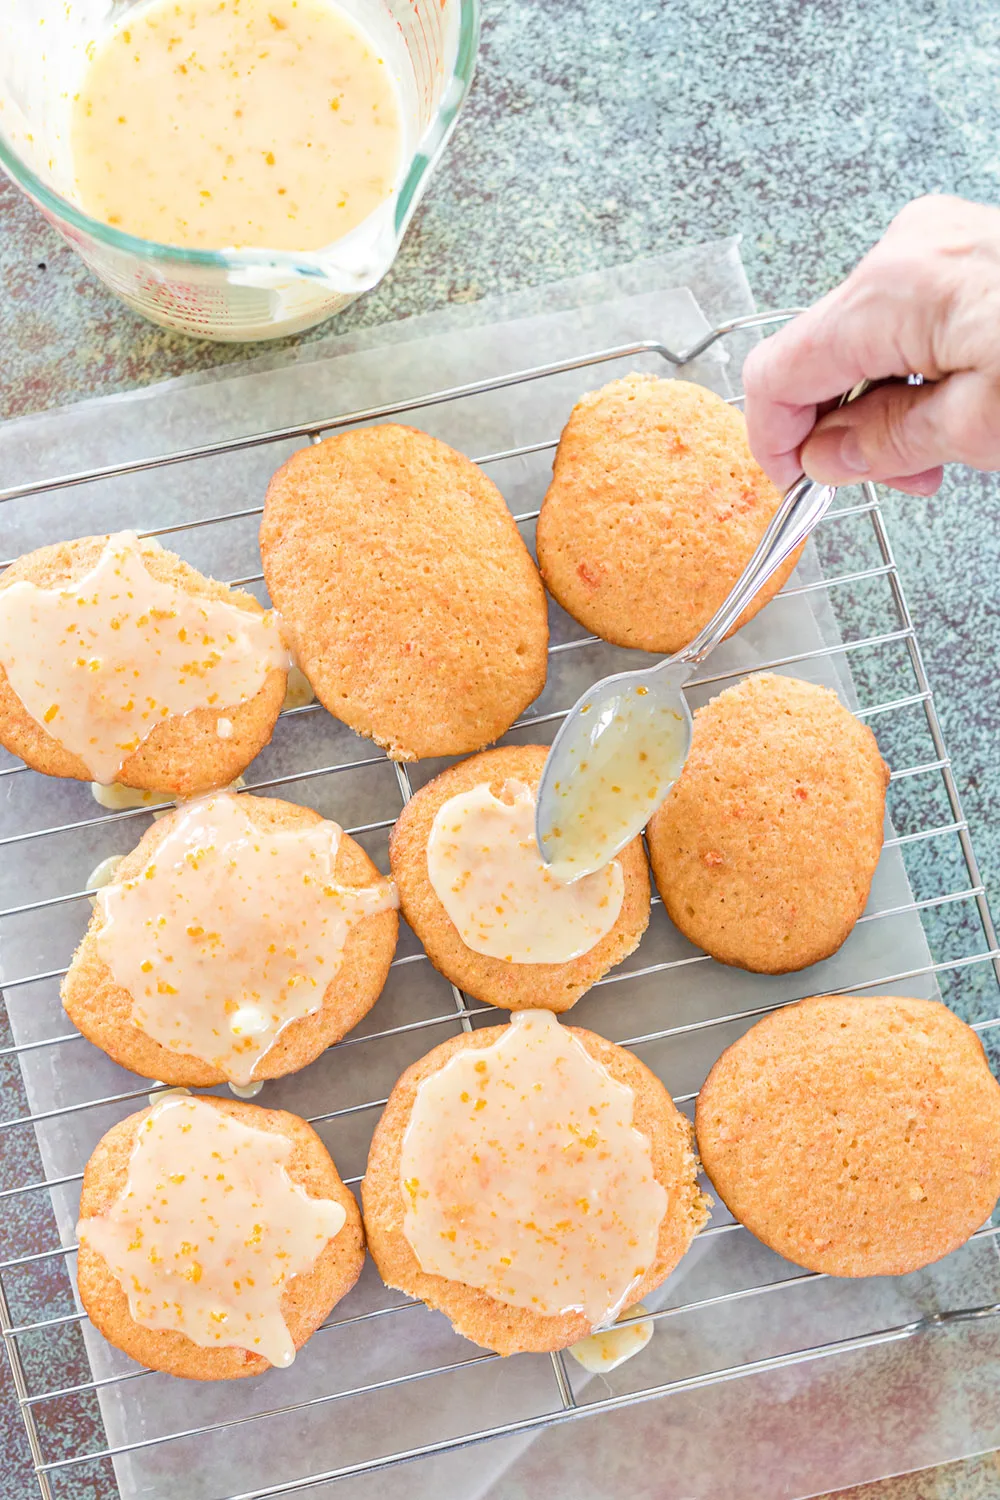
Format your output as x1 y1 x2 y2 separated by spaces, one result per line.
536 374 799 653
62 792 398 1086
259 426 549 759
389 745 650 1011
363 1011 709 1354
696 994 1000 1276
77 1095 364 1380
0 532 287 796
647 673 889 973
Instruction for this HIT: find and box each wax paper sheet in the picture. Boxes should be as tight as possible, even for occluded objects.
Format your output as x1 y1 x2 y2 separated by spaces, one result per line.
2 237 999 1500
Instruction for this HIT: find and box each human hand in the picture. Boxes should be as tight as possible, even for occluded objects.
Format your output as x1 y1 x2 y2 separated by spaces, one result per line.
742 195 1000 497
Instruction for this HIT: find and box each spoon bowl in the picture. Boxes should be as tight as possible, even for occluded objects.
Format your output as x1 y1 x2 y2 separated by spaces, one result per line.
535 663 693 883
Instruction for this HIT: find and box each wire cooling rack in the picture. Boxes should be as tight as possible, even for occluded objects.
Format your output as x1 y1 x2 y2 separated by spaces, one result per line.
3 310 1000 1500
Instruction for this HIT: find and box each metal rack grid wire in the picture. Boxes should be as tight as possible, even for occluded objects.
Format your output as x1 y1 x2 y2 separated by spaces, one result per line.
2 308 1000 1500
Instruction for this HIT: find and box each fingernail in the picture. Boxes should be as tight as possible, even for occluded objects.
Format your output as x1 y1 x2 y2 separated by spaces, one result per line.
898 467 943 497
802 422 871 482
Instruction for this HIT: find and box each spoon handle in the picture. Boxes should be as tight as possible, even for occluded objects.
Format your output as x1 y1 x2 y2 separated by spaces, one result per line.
676 377 877 669
677 471 837 666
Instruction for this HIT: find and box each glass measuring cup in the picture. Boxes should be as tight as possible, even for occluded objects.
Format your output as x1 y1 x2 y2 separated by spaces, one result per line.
0 0 480 341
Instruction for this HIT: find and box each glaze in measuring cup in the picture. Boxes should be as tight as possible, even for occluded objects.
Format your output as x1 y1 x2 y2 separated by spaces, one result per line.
0 0 480 340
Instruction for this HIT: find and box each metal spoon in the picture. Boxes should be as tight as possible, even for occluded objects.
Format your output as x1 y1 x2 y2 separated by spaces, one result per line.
535 384 872 881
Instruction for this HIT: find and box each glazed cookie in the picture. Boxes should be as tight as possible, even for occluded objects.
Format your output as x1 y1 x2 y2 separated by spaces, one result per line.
63 792 398 1086
389 744 650 1011
260 426 549 760
647 673 889 973
77 1094 364 1380
363 1010 709 1354
536 374 798 653
696 994 1000 1277
0 532 287 796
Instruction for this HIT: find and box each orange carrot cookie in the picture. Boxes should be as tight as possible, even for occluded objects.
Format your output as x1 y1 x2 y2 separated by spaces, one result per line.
647 673 888 973
536 374 798 653
389 744 650 1011
696 994 1000 1276
260 425 549 759
0 532 287 796
77 1094 364 1380
363 1010 708 1354
63 791 398 1086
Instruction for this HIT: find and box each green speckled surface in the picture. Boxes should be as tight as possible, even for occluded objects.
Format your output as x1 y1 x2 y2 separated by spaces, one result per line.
3 0 1000 1496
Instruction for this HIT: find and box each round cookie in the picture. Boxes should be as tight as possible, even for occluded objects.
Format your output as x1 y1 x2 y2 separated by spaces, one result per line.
647 673 889 973
62 794 399 1085
0 535 287 797
695 994 1000 1277
259 426 549 760
77 1096 364 1380
389 744 650 1011
536 374 800 654
363 1024 709 1354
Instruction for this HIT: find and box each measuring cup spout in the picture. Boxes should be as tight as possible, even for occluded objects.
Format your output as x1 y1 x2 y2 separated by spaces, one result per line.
225 203 401 306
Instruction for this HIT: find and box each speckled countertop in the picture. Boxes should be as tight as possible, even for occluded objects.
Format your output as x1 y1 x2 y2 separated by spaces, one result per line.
3 1 1000 1497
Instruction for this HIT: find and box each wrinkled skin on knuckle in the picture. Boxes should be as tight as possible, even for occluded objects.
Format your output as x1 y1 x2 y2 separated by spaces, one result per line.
740 342 768 402
943 377 1000 469
878 197 1000 375
835 262 921 377
939 278 1000 384
861 389 922 472
842 247 959 380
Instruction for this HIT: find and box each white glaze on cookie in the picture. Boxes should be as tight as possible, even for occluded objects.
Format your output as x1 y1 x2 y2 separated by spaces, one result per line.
0 533 287 782
400 1010 666 1324
426 779 623 963
95 791 397 1082
78 1095 345 1367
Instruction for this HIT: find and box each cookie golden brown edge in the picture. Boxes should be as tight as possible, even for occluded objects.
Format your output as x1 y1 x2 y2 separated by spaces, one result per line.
62 795 399 1086
362 1024 708 1355
77 1097 364 1380
0 536 287 797
647 673 889 973
536 374 801 654
696 994 1000 1277
260 426 549 760
389 744 650 1012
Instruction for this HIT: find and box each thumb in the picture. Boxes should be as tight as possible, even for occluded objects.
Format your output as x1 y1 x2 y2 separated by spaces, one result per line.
800 373 999 493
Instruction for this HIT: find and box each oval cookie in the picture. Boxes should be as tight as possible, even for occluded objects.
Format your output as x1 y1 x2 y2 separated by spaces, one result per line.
260 426 549 759
647 673 888 972
389 744 650 1011
536 374 799 653
696 994 1000 1276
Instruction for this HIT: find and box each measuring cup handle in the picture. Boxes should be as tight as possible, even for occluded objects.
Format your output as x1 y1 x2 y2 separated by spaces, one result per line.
678 472 838 667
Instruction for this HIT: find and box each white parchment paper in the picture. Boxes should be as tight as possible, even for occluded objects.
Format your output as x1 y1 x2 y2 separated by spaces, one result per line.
2 238 998 1500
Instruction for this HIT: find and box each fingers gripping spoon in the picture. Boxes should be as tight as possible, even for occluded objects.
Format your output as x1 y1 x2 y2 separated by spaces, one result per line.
535 460 852 882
